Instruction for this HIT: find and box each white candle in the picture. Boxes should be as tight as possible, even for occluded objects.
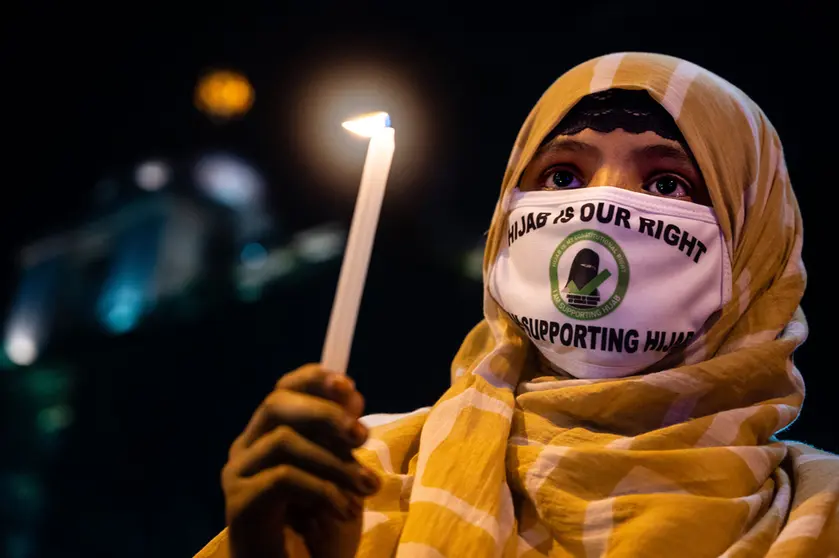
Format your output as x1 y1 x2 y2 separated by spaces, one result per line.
321 112 395 375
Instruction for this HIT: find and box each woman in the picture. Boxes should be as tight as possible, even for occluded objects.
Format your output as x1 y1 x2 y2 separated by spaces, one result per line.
198 53 838 557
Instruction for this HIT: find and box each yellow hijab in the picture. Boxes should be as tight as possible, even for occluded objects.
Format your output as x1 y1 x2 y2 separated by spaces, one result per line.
196 52 838 558
352 52 838 557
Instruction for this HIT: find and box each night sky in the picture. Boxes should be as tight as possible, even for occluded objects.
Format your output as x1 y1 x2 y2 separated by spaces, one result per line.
3 14 834 558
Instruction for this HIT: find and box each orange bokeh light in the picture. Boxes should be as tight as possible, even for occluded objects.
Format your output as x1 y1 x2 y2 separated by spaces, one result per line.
195 70 254 119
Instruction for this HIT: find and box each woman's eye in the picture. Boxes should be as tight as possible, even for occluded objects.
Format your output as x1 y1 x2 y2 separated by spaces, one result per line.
644 175 691 198
543 169 584 190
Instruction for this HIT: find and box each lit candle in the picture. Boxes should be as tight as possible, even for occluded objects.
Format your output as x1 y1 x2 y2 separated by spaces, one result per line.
321 112 395 375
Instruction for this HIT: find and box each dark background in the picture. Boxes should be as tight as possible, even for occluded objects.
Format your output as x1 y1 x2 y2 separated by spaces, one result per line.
2 14 834 558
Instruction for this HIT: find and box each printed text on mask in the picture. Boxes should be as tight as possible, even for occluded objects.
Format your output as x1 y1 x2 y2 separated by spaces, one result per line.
507 202 708 264
509 312 695 354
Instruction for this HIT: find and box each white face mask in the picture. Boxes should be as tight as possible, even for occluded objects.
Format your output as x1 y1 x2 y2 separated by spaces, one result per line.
489 186 732 379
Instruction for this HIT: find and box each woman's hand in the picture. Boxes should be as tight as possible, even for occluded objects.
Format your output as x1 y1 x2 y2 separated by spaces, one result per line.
221 364 380 558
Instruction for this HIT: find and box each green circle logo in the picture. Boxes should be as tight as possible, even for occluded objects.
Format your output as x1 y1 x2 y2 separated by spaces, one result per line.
549 229 630 321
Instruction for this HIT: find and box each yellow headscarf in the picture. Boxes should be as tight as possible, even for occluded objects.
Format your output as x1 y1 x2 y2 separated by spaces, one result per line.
196 52 838 558
352 53 838 557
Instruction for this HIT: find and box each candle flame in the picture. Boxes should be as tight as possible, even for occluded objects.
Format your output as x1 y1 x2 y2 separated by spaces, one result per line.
341 111 391 137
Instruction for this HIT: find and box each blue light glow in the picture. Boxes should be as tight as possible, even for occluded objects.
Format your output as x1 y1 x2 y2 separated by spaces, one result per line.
194 153 264 210
240 242 268 268
99 284 145 334
96 216 163 334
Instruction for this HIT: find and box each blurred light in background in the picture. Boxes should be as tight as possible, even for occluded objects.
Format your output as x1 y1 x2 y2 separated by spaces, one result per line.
36 404 74 434
293 224 345 263
195 70 254 119
152 201 208 299
98 283 145 334
194 153 264 210
265 248 296 277
240 242 268 269
6 166 249 348
235 223 347 302
3 261 60 367
194 153 274 245
291 59 427 197
236 246 297 302
462 240 485 282
5 331 37 366
1 366 74 557
134 160 171 191
96 215 166 335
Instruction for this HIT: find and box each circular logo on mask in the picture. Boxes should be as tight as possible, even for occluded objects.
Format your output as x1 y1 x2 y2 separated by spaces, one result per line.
549 229 630 321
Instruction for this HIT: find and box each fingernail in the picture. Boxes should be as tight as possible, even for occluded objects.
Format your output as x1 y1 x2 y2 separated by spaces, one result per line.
358 469 380 494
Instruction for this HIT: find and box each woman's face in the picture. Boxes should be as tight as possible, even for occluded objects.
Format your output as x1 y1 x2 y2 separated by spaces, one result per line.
518 129 712 207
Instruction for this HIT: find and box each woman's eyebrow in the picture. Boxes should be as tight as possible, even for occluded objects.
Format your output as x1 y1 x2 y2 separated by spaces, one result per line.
533 138 597 162
633 143 694 167
538 138 593 155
